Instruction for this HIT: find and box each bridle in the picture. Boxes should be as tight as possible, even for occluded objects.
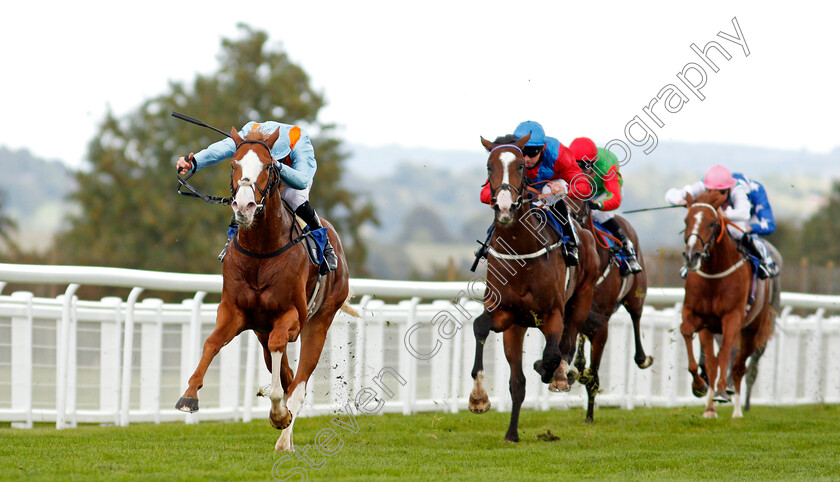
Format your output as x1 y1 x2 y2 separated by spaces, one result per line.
232 139 283 215
487 145 529 212
684 202 724 263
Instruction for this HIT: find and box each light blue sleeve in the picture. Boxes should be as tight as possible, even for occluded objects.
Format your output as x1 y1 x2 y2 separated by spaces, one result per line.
278 129 317 190
192 122 258 171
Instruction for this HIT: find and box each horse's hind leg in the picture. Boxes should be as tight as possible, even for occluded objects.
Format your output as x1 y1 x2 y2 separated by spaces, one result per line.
276 310 333 452
745 345 766 412
572 334 587 383
583 324 609 423
469 310 493 414
503 325 527 443
176 303 245 413
624 293 653 369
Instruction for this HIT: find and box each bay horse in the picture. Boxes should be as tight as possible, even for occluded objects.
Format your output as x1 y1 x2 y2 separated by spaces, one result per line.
175 126 358 451
568 200 653 423
680 189 777 418
468 134 598 442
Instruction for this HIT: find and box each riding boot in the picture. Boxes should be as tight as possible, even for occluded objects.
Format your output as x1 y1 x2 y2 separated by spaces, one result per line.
218 217 238 262
741 234 778 279
601 217 643 275
295 201 339 272
550 200 579 266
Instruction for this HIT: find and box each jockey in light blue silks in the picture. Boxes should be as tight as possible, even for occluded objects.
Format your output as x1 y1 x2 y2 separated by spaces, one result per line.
176 121 338 271
665 165 779 279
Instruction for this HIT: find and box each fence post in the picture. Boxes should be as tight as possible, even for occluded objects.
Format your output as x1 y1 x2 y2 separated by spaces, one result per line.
56 283 80 430
185 291 207 425
119 287 145 427
11 292 33 429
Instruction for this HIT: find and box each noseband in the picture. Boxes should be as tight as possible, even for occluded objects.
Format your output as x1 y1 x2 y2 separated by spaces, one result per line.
232 139 283 215
487 145 528 211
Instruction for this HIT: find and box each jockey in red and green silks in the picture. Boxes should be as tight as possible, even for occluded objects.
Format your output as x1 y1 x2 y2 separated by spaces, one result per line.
569 137 643 275
176 121 338 270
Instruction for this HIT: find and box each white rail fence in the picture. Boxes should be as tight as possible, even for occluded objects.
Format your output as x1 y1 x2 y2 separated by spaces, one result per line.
0 263 838 429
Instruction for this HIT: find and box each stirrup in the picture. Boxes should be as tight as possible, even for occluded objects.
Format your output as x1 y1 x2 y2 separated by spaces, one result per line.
679 265 689 279
217 242 229 262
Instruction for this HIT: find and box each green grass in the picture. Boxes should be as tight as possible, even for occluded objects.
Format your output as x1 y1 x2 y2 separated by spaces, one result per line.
1 405 839 481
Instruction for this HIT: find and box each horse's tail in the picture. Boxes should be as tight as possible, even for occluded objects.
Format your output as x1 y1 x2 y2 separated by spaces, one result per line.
340 288 361 318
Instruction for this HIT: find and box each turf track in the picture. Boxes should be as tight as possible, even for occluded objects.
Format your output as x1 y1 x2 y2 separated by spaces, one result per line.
1 404 838 480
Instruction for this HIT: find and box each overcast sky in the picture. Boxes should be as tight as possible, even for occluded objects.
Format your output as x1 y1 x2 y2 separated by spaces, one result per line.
1 1 838 170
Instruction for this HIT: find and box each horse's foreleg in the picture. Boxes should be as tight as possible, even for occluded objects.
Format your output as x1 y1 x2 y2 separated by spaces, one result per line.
538 309 568 392
713 312 743 403
469 310 495 414
680 311 707 398
276 309 332 452
268 309 299 432
176 303 245 413
699 330 719 418
503 325 527 443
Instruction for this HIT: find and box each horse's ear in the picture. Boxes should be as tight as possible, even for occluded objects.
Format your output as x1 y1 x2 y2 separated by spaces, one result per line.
685 193 694 206
266 127 281 149
514 133 531 151
480 136 497 152
230 127 243 146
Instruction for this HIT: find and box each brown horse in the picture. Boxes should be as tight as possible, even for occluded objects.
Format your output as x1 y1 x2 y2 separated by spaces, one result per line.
680 190 776 418
175 126 357 451
468 134 598 442
568 201 653 423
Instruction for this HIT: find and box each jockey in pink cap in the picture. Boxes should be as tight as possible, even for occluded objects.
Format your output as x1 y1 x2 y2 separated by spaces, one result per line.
665 165 779 279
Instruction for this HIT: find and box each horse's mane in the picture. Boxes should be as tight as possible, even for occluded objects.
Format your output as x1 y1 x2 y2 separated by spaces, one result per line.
244 128 272 142
493 134 519 145
693 189 727 208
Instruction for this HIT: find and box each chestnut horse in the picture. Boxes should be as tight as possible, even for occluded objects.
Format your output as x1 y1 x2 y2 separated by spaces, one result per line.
568 201 653 423
680 190 776 418
175 127 357 451
468 134 598 442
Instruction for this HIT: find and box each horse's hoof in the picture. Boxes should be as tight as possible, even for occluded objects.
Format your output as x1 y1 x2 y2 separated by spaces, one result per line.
703 409 718 419
270 410 293 430
549 378 570 392
175 397 199 413
469 393 491 414
504 433 520 443
725 384 735 395
636 356 654 369
712 391 731 403
692 383 708 398
585 416 594 424
567 369 579 385
533 359 544 375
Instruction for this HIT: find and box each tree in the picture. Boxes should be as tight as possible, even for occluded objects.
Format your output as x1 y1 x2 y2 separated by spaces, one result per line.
55 25 377 275
799 180 840 265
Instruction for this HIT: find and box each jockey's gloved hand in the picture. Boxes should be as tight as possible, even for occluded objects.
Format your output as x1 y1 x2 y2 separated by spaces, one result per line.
588 200 604 211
